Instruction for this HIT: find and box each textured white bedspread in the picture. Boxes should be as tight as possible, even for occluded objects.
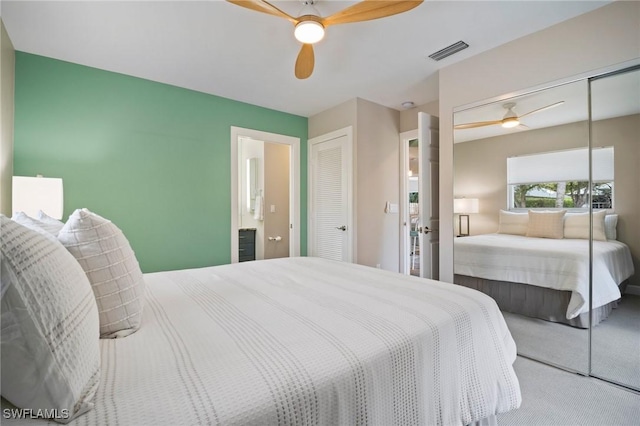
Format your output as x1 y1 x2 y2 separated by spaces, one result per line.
454 234 635 319
4 257 521 425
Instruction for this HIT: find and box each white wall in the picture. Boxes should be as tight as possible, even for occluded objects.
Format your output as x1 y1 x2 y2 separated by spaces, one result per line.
400 71 439 133
309 98 357 140
439 1 640 282
400 100 439 133
1 19 15 216
264 142 290 259
356 98 401 271
309 98 401 271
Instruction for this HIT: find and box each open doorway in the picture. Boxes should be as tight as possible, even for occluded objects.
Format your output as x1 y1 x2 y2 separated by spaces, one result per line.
400 130 421 276
399 113 439 279
407 138 421 276
230 127 300 263
237 138 291 260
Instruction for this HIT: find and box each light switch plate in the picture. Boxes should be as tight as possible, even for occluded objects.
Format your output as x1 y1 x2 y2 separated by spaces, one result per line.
270 205 276 213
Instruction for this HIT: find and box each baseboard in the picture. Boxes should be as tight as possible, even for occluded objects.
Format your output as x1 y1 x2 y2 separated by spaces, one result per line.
625 285 640 296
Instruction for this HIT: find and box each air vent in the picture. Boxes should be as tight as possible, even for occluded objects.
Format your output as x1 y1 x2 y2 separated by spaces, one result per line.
428 41 469 61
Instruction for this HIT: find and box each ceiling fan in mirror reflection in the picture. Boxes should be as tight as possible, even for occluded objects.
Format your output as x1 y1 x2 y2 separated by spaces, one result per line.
455 101 565 130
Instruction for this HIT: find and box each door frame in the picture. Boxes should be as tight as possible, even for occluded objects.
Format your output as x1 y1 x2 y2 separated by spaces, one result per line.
399 129 419 275
307 126 355 262
230 126 300 263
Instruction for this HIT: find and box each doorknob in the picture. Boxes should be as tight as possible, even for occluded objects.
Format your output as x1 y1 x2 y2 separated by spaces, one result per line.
336 225 347 231
423 227 431 234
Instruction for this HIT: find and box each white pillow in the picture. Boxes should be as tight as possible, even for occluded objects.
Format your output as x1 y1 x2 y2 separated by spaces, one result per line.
526 210 566 239
58 208 145 338
605 214 618 240
37 210 65 234
11 211 63 236
0 216 100 423
497 210 529 236
564 210 607 241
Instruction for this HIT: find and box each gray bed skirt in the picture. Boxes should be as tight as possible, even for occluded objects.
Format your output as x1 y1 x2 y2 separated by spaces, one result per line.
453 275 627 328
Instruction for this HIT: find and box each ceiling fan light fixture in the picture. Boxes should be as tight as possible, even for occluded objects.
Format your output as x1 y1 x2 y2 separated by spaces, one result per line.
501 117 520 128
294 20 325 44
227 0 424 78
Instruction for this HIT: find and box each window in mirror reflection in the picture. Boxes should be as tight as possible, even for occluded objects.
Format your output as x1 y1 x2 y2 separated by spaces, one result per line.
507 146 614 209
509 182 613 209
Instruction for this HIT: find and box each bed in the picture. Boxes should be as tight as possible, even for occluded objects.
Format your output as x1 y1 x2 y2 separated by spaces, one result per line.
454 234 635 328
3 257 521 425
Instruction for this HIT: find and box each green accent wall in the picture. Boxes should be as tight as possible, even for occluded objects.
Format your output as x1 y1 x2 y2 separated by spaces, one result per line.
14 52 307 272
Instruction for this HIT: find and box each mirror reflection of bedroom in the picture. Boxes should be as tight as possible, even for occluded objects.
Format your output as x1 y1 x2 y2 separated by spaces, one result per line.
453 67 639 390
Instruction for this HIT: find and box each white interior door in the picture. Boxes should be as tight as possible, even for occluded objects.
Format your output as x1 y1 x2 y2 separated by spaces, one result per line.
309 129 353 262
399 129 419 276
418 113 440 280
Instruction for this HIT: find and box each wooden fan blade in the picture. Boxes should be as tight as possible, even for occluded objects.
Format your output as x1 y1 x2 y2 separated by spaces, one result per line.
454 120 502 129
226 0 297 23
295 44 315 79
322 0 422 27
519 101 565 119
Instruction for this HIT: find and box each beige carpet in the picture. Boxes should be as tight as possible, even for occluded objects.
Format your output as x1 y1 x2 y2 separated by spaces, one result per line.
499 357 640 425
502 294 640 389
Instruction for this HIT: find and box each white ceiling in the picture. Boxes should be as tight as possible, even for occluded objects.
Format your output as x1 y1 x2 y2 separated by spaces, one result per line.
1 1 611 117
454 67 640 143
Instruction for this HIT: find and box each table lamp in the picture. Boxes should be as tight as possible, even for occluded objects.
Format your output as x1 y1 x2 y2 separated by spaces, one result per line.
454 198 479 237
12 175 64 219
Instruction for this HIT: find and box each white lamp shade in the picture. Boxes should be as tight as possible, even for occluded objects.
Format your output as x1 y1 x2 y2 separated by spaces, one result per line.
12 176 64 219
454 198 479 214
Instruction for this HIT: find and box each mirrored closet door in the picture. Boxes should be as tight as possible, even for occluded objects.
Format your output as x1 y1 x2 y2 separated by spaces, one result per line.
452 79 591 374
452 65 639 389
589 66 640 390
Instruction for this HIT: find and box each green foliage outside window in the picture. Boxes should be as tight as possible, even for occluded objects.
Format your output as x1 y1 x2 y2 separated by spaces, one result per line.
512 182 612 209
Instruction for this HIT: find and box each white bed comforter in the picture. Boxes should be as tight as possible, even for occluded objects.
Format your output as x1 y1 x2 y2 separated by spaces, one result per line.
3 257 521 425
454 234 635 319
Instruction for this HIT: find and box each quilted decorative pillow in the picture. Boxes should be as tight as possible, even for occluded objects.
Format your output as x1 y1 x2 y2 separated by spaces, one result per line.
0 216 100 423
58 209 145 338
526 210 566 239
564 210 607 241
11 211 63 236
497 210 529 236
604 214 618 240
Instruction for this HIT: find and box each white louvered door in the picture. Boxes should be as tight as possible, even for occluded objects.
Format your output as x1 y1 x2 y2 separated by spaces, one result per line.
309 134 351 262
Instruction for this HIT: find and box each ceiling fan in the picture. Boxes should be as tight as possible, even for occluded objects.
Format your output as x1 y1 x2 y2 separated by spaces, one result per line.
454 101 565 130
227 0 423 79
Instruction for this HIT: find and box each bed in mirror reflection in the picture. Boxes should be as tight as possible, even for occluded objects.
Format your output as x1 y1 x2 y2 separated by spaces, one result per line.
452 68 640 390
